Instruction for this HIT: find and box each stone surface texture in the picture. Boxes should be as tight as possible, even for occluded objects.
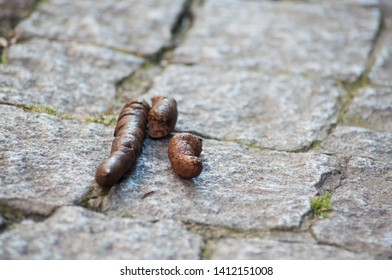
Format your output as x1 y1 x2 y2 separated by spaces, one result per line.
0 38 143 115
0 206 203 259
321 126 392 162
144 65 342 151
0 105 112 215
16 0 187 55
104 138 339 231
345 87 392 131
0 0 391 260
343 1 392 133
173 0 379 81
370 0 392 86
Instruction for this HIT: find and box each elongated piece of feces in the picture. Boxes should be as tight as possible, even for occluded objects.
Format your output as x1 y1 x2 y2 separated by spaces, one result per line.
95 99 150 188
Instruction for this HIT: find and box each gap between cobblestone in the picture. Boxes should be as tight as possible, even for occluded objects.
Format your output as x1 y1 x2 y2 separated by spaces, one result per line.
0 102 117 126
0 48 8 64
114 0 197 106
146 0 196 63
184 218 356 259
326 3 384 133
0 202 51 234
0 0 45 64
308 230 372 257
365 1 386 71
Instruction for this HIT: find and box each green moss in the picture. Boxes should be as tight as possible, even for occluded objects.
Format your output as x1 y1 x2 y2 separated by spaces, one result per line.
248 143 268 150
224 139 269 151
79 184 111 211
43 106 59 116
1 48 8 64
309 140 321 150
224 139 243 145
336 74 371 125
85 115 116 126
343 114 375 130
22 104 60 117
310 192 333 219
0 204 26 225
141 62 156 70
201 241 214 260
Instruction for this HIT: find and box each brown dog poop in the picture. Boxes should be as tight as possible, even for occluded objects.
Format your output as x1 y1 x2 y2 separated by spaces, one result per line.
148 96 177 139
95 98 150 188
168 133 203 179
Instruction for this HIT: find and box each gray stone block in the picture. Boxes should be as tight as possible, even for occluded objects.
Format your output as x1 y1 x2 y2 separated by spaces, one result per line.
345 87 392 132
0 105 112 215
173 0 379 80
0 206 203 259
0 38 143 115
144 64 342 151
16 0 187 55
321 126 392 162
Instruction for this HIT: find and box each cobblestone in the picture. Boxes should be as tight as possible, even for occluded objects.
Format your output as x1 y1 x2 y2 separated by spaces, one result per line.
0 0 390 260
0 206 203 259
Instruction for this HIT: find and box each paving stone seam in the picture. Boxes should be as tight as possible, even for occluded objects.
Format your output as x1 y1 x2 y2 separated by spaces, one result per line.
145 0 196 63
0 0 52 66
0 102 117 126
366 2 388 71
0 200 55 233
327 3 385 132
308 231 376 256
113 0 196 111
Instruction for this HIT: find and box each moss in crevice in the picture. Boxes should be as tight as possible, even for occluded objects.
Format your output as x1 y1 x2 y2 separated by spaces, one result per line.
185 221 317 259
1 47 8 64
335 74 372 126
0 204 26 225
309 140 322 150
310 192 333 219
185 222 247 240
1 102 124 126
200 240 214 260
19 104 61 117
343 114 378 131
184 220 310 242
0 203 47 232
222 139 272 151
248 143 270 151
79 184 111 212
85 115 116 126
115 62 163 106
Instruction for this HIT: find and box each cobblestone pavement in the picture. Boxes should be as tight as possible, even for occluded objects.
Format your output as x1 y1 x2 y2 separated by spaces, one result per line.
0 0 391 259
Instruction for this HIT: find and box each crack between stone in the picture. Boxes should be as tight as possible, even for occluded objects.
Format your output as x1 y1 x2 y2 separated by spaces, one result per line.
113 0 196 112
309 229 364 255
0 102 117 126
323 4 384 138
185 219 367 259
0 0 48 64
0 201 55 233
145 0 196 64
366 5 386 72
172 130 327 154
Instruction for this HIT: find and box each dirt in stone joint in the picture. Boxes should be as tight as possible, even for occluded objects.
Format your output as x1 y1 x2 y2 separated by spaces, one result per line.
0 0 42 63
